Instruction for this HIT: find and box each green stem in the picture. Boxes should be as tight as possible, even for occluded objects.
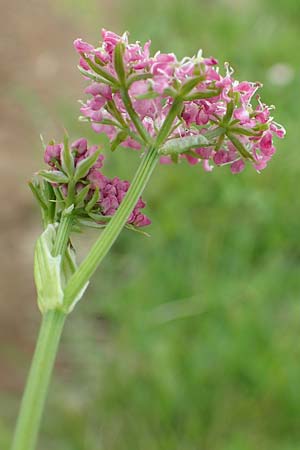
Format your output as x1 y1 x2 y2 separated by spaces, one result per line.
11 212 73 450
120 87 151 144
155 97 183 148
63 146 159 309
11 310 66 450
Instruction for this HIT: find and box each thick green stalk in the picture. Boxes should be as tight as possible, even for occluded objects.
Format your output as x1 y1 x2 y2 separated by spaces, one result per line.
11 215 73 450
63 146 159 309
11 310 66 450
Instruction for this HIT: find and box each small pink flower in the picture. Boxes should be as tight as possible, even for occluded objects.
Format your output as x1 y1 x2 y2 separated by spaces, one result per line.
234 107 250 123
101 28 122 54
259 131 273 153
213 150 229 165
182 103 199 126
86 145 104 168
87 170 107 189
44 144 63 165
79 57 90 71
74 38 94 54
230 159 245 174
195 147 213 159
71 138 88 155
85 83 112 100
270 123 286 138
203 57 218 66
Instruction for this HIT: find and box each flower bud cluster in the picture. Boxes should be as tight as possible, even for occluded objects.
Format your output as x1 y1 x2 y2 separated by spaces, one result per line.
41 137 151 227
74 29 285 173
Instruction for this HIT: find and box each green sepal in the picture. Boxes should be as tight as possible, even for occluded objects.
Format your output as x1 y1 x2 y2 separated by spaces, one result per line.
34 224 89 314
44 181 57 224
179 76 203 97
106 99 128 127
34 224 64 313
97 118 122 128
229 126 260 137
135 91 160 100
39 170 69 184
222 101 234 124
252 123 269 132
77 66 111 85
85 187 100 212
227 133 254 161
163 87 178 98
74 149 101 182
215 134 225 151
127 73 153 87
82 56 118 85
111 130 128 151
53 186 65 203
114 42 126 84
94 54 105 66
76 218 107 229
184 89 220 101
28 179 48 211
125 224 151 237
74 184 91 207
158 134 209 156
61 134 75 177
88 212 111 222
171 153 179 164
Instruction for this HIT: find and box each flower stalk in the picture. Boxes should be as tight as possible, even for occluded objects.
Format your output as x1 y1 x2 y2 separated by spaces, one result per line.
11 310 66 450
63 145 159 308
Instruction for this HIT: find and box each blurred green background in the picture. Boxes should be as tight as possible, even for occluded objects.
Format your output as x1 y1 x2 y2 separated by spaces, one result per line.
1 0 300 449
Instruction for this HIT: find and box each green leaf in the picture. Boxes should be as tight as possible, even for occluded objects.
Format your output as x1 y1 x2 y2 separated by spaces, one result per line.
39 170 69 184
74 149 101 182
158 134 209 156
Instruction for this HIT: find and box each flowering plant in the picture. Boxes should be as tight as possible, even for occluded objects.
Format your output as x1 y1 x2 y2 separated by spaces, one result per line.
11 29 285 450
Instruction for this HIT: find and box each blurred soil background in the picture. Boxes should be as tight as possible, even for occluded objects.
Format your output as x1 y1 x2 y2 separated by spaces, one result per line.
1 0 300 449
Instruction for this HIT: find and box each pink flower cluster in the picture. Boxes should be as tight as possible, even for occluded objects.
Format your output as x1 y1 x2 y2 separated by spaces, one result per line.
74 29 285 173
44 138 151 227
